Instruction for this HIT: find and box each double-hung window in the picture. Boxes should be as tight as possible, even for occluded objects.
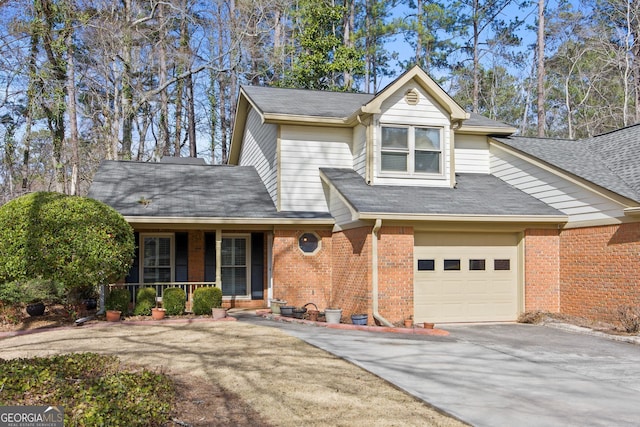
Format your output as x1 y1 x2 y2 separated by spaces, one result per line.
381 125 442 175
142 234 173 283
221 236 250 297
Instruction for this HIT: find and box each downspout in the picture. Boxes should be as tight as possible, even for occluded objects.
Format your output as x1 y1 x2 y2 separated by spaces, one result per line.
372 218 394 327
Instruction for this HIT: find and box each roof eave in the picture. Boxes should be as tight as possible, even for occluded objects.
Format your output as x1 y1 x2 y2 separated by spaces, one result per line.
457 125 517 135
357 212 568 223
262 113 356 127
124 216 335 226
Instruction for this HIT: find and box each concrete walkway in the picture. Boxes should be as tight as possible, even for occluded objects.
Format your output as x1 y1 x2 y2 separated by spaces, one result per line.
236 314 640 427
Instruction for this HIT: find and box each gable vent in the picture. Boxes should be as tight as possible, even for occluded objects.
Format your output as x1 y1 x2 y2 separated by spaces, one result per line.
405 89 420 105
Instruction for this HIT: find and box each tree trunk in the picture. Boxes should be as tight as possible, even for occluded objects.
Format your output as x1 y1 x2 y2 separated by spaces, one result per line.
66 22 80 195
537 0 546 137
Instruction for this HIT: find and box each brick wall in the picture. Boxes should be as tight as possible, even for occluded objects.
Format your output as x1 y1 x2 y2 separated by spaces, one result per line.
272 229 333 309
524 229 561 313
331 227 371 322
376 226 414 325
560 223 640 323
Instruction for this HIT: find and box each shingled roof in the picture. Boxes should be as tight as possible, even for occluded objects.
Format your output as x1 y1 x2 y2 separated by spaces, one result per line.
320 168 565 219
493 125 640 203
88 160 332 221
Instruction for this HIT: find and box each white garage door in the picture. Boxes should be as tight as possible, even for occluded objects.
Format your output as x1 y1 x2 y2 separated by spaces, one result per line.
414 232 519 323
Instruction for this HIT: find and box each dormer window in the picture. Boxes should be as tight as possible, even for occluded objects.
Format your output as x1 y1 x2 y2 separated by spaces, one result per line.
381 125 442 175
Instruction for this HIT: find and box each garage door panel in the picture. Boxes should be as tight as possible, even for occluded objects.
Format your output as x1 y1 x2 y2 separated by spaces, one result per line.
414 232 519 323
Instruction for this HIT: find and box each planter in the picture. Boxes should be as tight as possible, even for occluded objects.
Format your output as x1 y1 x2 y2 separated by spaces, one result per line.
422 322 434 329
280 306 294 317
83 298 97 310
351 314 368 325
26 302 45 317
307 310 319 322
292 307 307 319
270 299 286 315
106 310 121 322
404 319 413 328
212 307 227 320
151 308 166 320
324 308 342 324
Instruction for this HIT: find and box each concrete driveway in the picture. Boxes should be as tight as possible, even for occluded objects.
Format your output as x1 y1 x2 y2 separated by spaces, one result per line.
238 316 640 427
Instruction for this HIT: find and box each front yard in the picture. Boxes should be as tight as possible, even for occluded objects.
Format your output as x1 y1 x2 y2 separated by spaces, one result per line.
0 320 466 427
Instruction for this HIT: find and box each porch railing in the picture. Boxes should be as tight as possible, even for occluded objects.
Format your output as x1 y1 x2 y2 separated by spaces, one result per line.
110 282 217 312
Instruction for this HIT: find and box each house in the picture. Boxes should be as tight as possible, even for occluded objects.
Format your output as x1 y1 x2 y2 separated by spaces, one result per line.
89 66 640 325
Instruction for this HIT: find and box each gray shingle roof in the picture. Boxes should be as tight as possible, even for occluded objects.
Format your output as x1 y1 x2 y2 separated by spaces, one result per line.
464 112 515 130
241 85 374 119
321 168 564 217
88 160 331 220
241 85 513 130
494 129 640 203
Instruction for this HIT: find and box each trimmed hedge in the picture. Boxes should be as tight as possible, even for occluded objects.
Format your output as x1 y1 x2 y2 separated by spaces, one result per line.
105 288 130 314
192 287 223 315
0 192 134 301
134 287 157 316
163 288 185 315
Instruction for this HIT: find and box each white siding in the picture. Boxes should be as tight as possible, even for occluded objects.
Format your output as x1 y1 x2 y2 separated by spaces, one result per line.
238 108 278 203
327 184 355 225
491 147 626 223
455 134 490 174
280 125 353 212
374 81 452 187
353 124 367 178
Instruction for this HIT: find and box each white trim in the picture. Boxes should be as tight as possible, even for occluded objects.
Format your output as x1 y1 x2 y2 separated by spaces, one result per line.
124 216 335 226
378 124 445 178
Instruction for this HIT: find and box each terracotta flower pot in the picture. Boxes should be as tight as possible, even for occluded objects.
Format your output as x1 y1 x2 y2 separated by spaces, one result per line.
404 319 413 328
151 308 166 320
106 310 121 322
423 322 435 329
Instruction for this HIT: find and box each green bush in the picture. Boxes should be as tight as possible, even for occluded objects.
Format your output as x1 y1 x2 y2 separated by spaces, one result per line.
134 287 157 316
162 287 185 315
0 279 64 305
0 353 173 426
105 288 130 313
192 286 223 315
0 192 135 301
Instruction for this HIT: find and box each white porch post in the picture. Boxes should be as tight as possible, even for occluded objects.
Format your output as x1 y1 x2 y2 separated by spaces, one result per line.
216 229 222 289
267 231 273 302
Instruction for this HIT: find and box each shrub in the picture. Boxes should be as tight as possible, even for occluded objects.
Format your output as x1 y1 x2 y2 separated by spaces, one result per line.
0 192 135 302
192 287 223 315
105 288 130 314
0 279 65 305
163 288 185 315
617 305 640 333
134 287 157 316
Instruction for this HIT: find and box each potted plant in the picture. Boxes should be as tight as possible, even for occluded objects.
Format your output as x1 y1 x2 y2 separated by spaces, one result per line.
404 315 413 328
21 278 63 317
324 307 342 324
351 313 368 325
205 287 227 320
105 287 130 322
151 306 166 320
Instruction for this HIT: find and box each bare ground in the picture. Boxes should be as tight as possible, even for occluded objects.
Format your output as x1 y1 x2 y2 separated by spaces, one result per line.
0 317 466 427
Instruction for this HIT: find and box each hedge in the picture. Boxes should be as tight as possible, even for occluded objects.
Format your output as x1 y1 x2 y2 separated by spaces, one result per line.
162 288 185 315
192 287 223 315
134 287 157 316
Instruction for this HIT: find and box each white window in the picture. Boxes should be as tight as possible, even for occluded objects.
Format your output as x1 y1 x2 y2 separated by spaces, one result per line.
141 234 174 283
221 236 250 297
380 125 442 175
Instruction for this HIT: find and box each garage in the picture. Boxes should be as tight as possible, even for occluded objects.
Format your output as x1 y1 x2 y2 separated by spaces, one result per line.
414 232 520 323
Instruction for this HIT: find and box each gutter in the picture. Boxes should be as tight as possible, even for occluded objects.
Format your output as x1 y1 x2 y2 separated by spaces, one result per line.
371 219 394 327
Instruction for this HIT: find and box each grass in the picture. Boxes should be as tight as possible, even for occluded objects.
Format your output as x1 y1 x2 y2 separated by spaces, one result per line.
0 353 174 427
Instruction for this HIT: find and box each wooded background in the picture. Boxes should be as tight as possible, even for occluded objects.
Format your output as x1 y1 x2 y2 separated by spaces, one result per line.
0 0 638 201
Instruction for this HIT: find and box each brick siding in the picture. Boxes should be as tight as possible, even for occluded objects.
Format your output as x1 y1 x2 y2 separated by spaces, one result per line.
271 229 333 310
524 229 560 313
376 226 414 325
560 223 640 324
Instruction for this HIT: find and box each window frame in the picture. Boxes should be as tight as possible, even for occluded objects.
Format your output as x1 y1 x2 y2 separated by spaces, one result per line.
379 124 443 177
221 234 251 299
140 233 175 284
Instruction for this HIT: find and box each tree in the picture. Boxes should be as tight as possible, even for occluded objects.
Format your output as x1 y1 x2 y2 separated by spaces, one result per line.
282 0 364 90
0 192 135 301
